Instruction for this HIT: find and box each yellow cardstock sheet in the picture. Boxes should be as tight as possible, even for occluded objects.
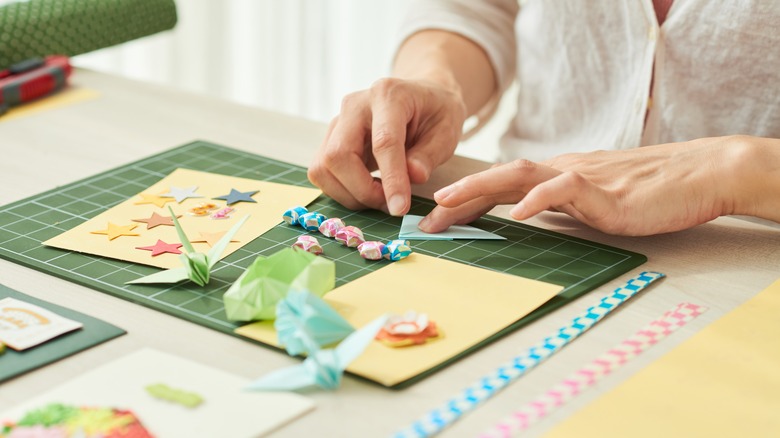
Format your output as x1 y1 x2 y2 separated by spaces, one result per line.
236 253 563 387
1 87 100 123
44 168 322 269
545 279 780 437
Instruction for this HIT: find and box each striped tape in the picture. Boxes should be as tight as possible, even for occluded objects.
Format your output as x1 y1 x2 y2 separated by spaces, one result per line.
480 302 706 437
393 271 665 438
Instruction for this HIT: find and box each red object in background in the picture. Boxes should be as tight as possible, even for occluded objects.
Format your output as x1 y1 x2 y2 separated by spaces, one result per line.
0 55 71 110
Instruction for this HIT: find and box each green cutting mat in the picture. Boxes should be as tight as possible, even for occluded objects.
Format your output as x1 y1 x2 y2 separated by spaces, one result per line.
0 140 646 387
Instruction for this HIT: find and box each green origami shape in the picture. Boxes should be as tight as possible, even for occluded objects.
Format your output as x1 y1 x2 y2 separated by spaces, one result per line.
223 248 336 321
126 207 248 286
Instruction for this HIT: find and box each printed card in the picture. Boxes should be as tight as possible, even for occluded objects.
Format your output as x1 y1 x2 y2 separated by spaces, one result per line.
0 298 83 350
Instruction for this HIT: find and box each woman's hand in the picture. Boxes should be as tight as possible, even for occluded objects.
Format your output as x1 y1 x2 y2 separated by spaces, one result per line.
420 136 779 236
307 77 466 216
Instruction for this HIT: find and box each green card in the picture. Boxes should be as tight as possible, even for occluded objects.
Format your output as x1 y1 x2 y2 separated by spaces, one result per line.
0 284 125 383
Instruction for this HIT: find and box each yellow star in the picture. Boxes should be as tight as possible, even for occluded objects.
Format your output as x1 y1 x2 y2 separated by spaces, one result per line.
134 193 174 208
91 223 140 241
190 231 239 247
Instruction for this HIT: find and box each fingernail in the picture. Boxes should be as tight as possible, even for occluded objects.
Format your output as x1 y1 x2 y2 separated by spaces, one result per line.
434 185 453 200
418 216 430 230
388 195 407 216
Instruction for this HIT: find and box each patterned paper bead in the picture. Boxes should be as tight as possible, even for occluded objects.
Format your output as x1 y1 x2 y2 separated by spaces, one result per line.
298 212 326 231
357 241 386 260
384 239 412 261
283 206 308 226
335 226 365 247
318 218 345 238
292 235 323 255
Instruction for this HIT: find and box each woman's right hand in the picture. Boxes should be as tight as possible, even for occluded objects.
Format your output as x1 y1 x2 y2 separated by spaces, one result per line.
307 76 467 216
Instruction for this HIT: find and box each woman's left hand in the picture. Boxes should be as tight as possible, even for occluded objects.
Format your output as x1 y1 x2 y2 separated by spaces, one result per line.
418 136 777 236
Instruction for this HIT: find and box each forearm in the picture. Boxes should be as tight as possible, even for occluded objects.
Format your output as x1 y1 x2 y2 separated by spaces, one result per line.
392 30 496 118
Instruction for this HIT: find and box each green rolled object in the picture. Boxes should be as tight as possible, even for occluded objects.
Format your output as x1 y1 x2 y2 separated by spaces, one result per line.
0 0 178 68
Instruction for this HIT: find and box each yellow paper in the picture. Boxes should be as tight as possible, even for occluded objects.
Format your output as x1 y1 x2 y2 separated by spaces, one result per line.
545 279 780 438
44 168 322 269
1 87 100 122
236 253 563 387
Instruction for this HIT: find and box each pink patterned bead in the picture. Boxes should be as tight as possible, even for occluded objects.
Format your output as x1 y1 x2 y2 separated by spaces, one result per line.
318 218 345 238
357 241 386 260
292 235 323 255
334 225 365 248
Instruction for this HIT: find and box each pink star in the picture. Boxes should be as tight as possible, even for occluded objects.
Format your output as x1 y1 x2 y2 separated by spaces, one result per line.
135 239 183 257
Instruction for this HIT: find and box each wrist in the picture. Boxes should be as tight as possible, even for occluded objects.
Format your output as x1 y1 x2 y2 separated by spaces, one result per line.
725 136 780 223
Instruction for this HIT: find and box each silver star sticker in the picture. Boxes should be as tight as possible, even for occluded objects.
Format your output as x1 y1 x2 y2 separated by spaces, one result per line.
162 185 203 203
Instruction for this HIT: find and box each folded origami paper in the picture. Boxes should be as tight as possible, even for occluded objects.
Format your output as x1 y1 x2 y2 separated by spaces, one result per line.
275 290 354 356
246 315 388 391
126 207 248 286
223 248 336 322
399 214 506 241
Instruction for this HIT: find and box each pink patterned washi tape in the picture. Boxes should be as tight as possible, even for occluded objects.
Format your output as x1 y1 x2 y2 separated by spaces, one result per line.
480 302 707 438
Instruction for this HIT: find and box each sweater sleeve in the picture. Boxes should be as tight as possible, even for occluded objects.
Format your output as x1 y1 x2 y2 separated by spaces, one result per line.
396 0 519 95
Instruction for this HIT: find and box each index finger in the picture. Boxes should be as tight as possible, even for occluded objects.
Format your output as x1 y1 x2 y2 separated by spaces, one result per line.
433 160 562 207
371 100 412 216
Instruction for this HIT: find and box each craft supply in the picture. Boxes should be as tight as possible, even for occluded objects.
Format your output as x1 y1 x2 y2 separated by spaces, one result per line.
236 254 564 388
161 185 202 203
399 214 507 241
0 56 71 110
480 302 706 437
292 235 323 255
546 279 780 438
335 225 365 247
298 211 326 231
89 222 139 241
188 202 218 217
357 241 386 260
134 193 174 208
145 383 204 408
3 140 647 389
0 285 126 384
384 239 412 261
0 403 154 438
132 212 180 229
318 217 345 237
393 271 665 437
210 206 234 219
247 315 388 391
0 297 83 350
213 188 258 205
223 248 336 321
283 206 308 226
376 311 441 347
135 239 183 257
275 290 354 356
0 349 315 438
126 207 249 286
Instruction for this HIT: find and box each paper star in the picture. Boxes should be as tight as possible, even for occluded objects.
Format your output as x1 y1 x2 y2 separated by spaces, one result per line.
213 189 258 205
136 239 183 257
132 212 181 230
91 223 140 240
162 185 203 203
190 231 239 247
135 193 175 208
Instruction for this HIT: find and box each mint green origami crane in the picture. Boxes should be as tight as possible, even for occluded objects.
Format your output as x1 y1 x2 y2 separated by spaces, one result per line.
126 207 248 286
